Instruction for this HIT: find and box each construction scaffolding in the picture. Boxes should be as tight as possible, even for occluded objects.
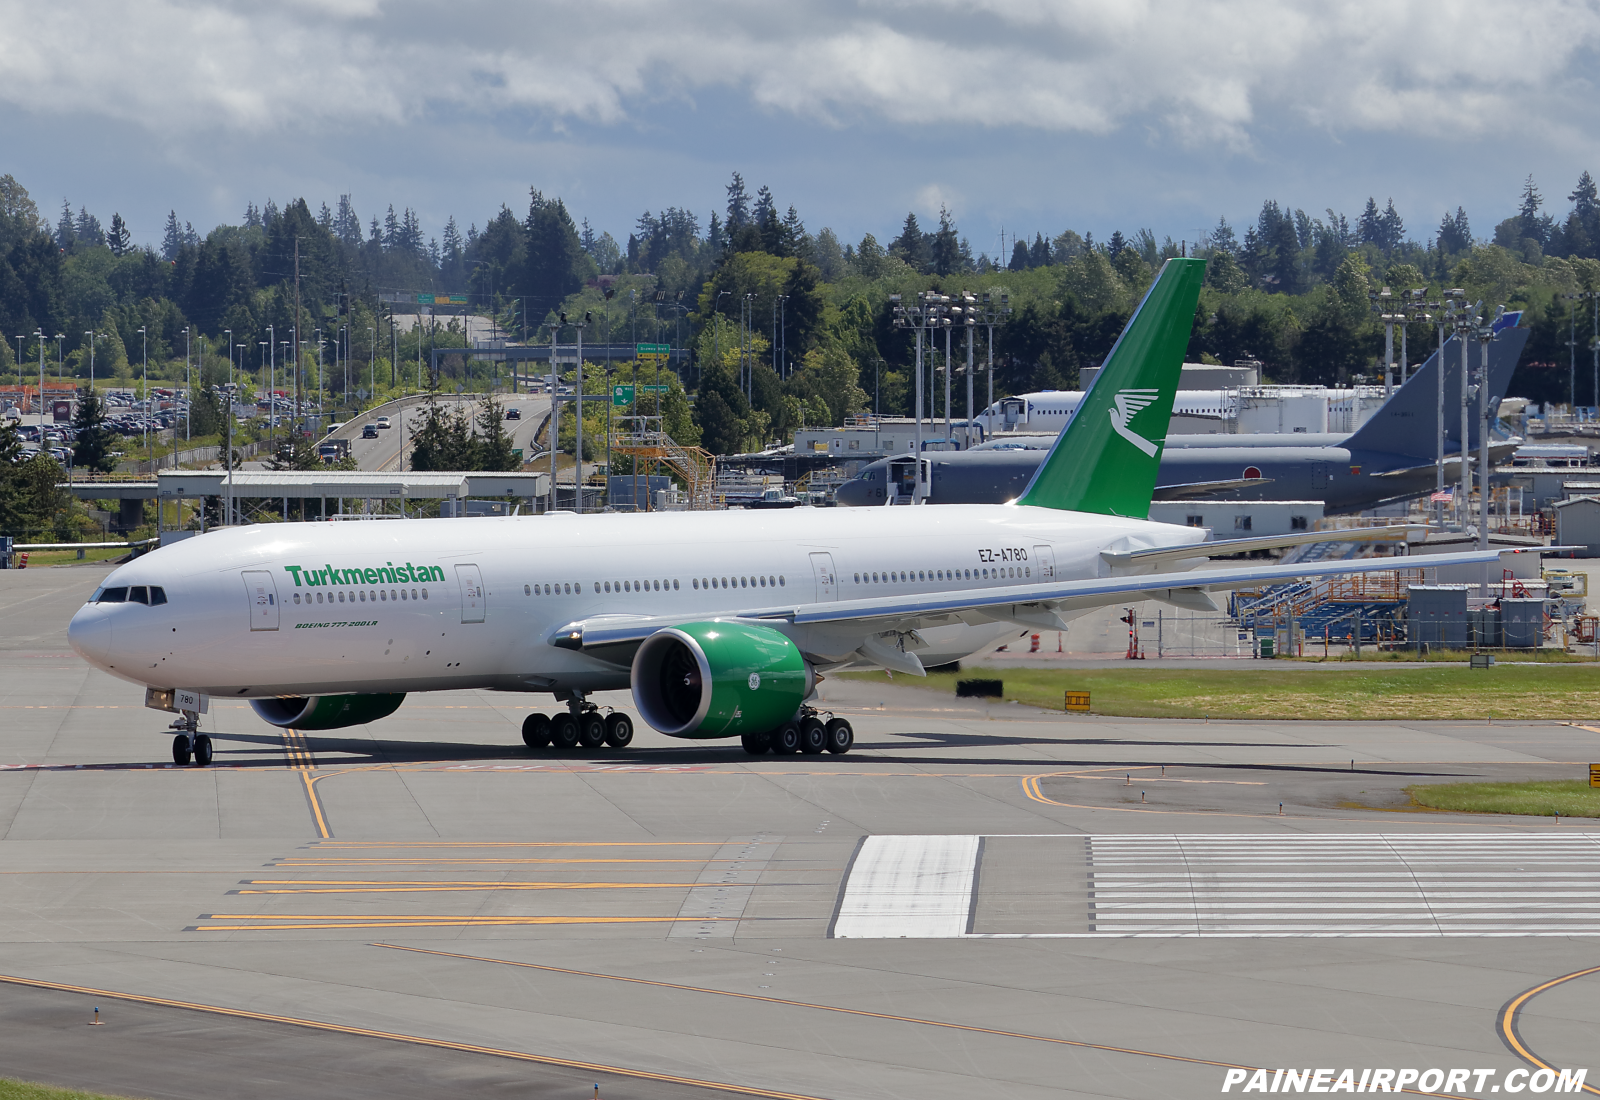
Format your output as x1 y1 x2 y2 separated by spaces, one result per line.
609 416 717 510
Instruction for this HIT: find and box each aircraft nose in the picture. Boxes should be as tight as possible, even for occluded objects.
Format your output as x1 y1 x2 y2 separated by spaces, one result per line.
835 479 869 507
68 605 113 668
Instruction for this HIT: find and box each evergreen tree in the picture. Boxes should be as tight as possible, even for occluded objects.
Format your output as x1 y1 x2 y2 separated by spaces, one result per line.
1029 231 1051 268
1106 230 1127 257
383 205 401 250
1437 207 1472 254
243 202 261 229
56 200 75 250
74 207 104 247
890 212 929 271
161 211 183 261
781 206 806 259
1008 239 1030 271
334 195 360 245
1378 199 1404 252
262 198 279 228
1570 171 1597 222
1357 197 1382 248
70 386 119 473
726 172 750 232
1209 216 1238 255
107 213 130 256
474 393 518 470
930 206 960 276
523 190 584 307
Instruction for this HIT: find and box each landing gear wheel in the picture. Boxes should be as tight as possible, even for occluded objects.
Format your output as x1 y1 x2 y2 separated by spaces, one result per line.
521 713 551 748
770 723 801 755
551 713 580 750
192 734 213 766
824 718 854 754
740 729 771 755
578 713 607 749
171 734 191 766
798 716 827 755
603 712 634 748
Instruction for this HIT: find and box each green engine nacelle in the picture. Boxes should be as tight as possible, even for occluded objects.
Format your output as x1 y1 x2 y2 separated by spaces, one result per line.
251 693 406 730
631 622 811 738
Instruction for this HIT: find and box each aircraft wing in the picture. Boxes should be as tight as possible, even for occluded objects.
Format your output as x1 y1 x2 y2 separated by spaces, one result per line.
1150 477 1271 499
548 548 1523 671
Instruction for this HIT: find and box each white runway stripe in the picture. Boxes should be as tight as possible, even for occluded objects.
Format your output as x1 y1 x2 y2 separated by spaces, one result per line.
830 835 980 939
1087 833 1600 937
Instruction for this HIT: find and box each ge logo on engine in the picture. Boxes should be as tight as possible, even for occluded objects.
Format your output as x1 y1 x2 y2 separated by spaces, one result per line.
748 673 761 690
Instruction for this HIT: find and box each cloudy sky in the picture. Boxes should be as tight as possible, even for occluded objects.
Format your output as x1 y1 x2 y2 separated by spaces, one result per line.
6 0 1600 257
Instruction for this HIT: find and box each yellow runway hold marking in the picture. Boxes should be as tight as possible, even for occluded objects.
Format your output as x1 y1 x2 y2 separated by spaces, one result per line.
280 729 331 839
0 971 820 1100
235 881 742 895
372 945 1471 1098
194 915 733 931
1496 965 1600 1096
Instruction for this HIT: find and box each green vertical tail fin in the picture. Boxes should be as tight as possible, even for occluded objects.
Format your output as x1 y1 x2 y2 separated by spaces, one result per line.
1015 257 1205 515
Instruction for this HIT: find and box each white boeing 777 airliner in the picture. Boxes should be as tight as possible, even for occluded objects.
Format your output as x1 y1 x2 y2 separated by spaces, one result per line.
68 260 1504 765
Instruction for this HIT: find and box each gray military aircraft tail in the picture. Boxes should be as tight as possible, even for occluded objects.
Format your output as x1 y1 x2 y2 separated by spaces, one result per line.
835 323 1529 513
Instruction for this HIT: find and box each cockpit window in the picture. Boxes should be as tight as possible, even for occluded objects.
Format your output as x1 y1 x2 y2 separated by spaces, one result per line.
128 586 149 604
149 586 167 605
97 587 128 603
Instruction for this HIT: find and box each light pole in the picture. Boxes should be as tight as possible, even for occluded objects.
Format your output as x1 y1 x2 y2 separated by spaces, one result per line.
890 291 949 456
33 329 44 427
265 324 275 439
85 330 99 392
1476 310 1501 592
560 310 592 512
976 292 1011 434
137 327 147 464
962 296 977 448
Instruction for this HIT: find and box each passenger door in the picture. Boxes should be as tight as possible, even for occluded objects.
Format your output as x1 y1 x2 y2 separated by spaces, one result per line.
809 552 837 603
1032 544 1055 582
456 563 486 624
243 570 279 631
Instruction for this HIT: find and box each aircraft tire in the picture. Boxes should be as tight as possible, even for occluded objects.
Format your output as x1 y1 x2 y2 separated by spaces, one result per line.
740 730 770 755
171 734 191 766
551 714 581 750
578 714 607 749
603 713 634 748
770 723 801 755
798 717 827 755
521 713 551 748
192 734 213 766
824 719 854 754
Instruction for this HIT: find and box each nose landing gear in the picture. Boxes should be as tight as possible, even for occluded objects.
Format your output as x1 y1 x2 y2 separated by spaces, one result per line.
168 712 212 766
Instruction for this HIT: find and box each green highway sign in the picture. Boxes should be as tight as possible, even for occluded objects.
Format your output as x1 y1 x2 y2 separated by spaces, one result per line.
416 293 469 305
613 384 671 406
635 343 670 357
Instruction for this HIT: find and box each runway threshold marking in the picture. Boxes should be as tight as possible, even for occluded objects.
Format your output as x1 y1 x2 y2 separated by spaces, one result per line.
370 944 1472 1098
0 971 824 1100
1496 965 1600 1096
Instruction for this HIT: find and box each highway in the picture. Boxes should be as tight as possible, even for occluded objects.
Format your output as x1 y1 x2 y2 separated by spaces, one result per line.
331 392 553 473
1 564 1596 1100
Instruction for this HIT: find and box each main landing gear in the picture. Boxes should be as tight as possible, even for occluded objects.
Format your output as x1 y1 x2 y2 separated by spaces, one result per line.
741 708 853 757
169 712 212 767
522 696 634 753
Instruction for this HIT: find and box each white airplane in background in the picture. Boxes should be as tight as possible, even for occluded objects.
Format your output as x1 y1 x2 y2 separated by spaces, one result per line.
977 387 1234 435
69 259 1506 766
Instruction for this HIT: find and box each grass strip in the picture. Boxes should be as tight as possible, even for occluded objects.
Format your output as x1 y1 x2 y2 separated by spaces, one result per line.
0 1080 143 1100
841 665 1600 720
1406 780 1600 819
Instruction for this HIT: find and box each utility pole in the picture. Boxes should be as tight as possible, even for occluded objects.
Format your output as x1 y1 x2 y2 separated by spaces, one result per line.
560 310 592 512
977 292 1011 436
1477 310 1501 592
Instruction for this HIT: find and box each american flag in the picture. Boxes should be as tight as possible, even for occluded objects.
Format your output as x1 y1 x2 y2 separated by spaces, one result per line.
1430 489 1453 502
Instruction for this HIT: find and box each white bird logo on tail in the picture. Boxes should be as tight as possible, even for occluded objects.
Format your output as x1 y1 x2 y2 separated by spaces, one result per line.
1108 389 1160 457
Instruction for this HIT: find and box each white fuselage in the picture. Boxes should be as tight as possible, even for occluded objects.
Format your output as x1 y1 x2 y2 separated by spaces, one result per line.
68 506 1205 707
978 390 1232 435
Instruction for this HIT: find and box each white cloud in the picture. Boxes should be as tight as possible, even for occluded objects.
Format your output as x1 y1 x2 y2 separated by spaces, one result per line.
4 0 1598 152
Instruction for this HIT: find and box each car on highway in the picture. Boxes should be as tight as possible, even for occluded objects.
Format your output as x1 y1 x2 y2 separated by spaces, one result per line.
362 423 379 439
504 407 521 420
375 416 391 429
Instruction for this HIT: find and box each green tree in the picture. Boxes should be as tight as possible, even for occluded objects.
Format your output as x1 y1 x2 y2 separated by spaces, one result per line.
70 386 119 473
474 393 519 470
